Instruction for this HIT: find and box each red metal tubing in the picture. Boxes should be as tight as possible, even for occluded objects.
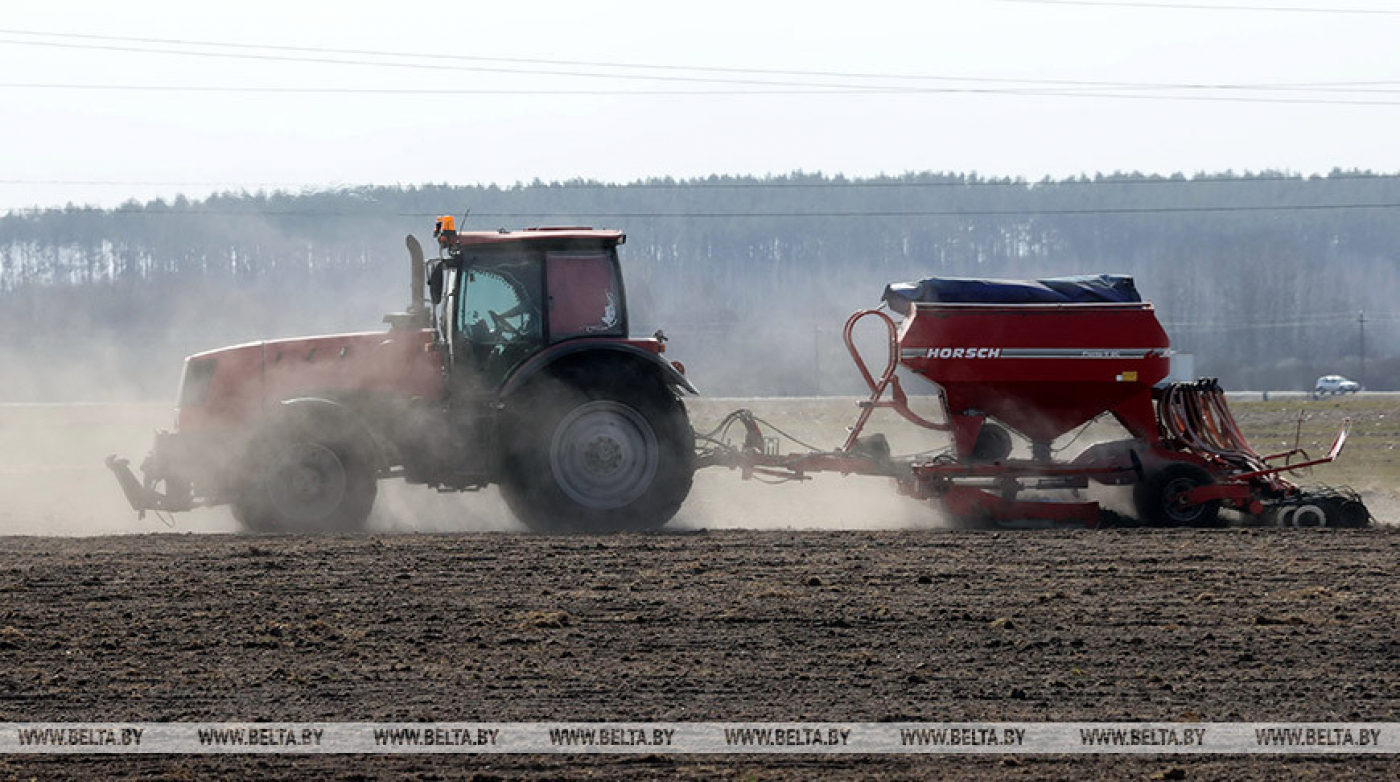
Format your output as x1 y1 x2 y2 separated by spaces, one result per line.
840 309 949 452
1229 419 1351 481
841 308 898 394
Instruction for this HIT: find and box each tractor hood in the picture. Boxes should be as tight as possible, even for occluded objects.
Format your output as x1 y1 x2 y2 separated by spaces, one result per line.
176 329 445 432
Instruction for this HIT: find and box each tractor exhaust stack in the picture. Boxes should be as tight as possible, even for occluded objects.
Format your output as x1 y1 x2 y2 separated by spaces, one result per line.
406 234 427 321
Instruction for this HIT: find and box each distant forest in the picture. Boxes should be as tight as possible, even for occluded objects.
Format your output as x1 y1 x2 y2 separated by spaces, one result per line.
2 171 1399 401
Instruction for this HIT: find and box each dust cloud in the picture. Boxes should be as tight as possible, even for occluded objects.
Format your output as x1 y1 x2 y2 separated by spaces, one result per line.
1352 487 1400 528
0 234 423 535
0 393 952 537
1 308 1394 535
0 222 957 535
369 483 520 534
673 469 940 531
679 396 952 531
0 402 240 536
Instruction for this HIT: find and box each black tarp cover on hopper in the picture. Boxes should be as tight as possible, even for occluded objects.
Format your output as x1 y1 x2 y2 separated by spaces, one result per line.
881 274 1142 315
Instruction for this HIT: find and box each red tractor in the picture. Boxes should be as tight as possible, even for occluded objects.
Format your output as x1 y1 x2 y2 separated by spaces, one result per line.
109 217 696 533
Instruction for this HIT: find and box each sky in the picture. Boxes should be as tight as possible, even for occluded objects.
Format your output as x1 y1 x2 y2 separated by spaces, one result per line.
3 0 1400 211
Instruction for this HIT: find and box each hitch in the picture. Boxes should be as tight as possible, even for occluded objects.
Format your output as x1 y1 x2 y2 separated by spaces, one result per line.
105 454 194 518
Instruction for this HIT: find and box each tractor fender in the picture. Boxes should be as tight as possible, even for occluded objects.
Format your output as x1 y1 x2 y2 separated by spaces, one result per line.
499 341 698 399
258 397 386 471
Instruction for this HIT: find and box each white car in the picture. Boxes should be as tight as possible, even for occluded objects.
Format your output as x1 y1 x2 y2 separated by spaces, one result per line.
1314 375 1362 395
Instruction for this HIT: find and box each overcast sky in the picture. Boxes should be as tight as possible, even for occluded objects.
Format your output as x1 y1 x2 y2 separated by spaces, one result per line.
3 0 1400 211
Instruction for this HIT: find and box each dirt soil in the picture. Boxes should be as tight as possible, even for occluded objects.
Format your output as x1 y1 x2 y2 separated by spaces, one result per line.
0 528 1395 780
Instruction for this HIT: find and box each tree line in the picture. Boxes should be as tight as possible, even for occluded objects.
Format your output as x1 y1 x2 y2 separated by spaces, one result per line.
2 171 1398 400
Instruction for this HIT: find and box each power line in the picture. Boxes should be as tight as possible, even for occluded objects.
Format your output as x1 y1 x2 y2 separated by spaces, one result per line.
9 27 1392 90
995 0 1400 14
2 80 1399 107
175 203 1400 217
6 79 1400 107
10 203 1400 219
0 81 940 95
1163 310 1400 330
0 28 1206 87
0 37 902 92
4 30 1400 105
0 35 1207 96
0 82 940 97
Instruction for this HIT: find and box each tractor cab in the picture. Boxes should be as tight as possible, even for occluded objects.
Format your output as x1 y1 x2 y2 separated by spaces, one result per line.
432 217 628 391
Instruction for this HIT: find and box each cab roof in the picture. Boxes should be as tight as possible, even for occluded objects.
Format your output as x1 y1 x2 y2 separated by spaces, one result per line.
442 227 625 248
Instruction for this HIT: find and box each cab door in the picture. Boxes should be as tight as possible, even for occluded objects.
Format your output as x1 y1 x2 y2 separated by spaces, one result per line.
452 252 544 392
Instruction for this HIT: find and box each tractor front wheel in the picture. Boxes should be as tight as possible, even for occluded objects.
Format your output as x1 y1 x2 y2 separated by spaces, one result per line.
501 371 694 533
231 414 377 533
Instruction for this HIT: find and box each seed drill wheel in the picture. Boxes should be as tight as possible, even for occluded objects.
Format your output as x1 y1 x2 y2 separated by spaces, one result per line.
1133 462 1223 528
1289 502 1330 528
500 368 694 533
1274 497 1370 528
231 407 378 533
1334 498 1371 528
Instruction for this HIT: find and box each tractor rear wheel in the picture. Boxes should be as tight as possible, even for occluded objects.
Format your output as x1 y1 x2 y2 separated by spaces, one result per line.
500 370 694 533
1133 462 1222 528
231 413 377 533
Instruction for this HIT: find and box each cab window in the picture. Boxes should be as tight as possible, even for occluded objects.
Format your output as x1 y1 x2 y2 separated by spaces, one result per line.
455 257 542 386
459 267 540 344
546 251 623 341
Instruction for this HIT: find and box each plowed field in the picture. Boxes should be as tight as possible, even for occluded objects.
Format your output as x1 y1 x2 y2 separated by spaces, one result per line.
0 399 1395 779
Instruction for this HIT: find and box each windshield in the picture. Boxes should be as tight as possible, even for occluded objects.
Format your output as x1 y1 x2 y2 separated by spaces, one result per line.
455 255 543 387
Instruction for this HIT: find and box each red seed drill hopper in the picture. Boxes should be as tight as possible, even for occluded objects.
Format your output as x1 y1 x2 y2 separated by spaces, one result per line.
699 275 1370 528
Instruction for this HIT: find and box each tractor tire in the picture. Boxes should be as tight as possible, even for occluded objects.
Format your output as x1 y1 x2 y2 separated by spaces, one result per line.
500 370 694 533
231 411 378 534
1133 462 1223 528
